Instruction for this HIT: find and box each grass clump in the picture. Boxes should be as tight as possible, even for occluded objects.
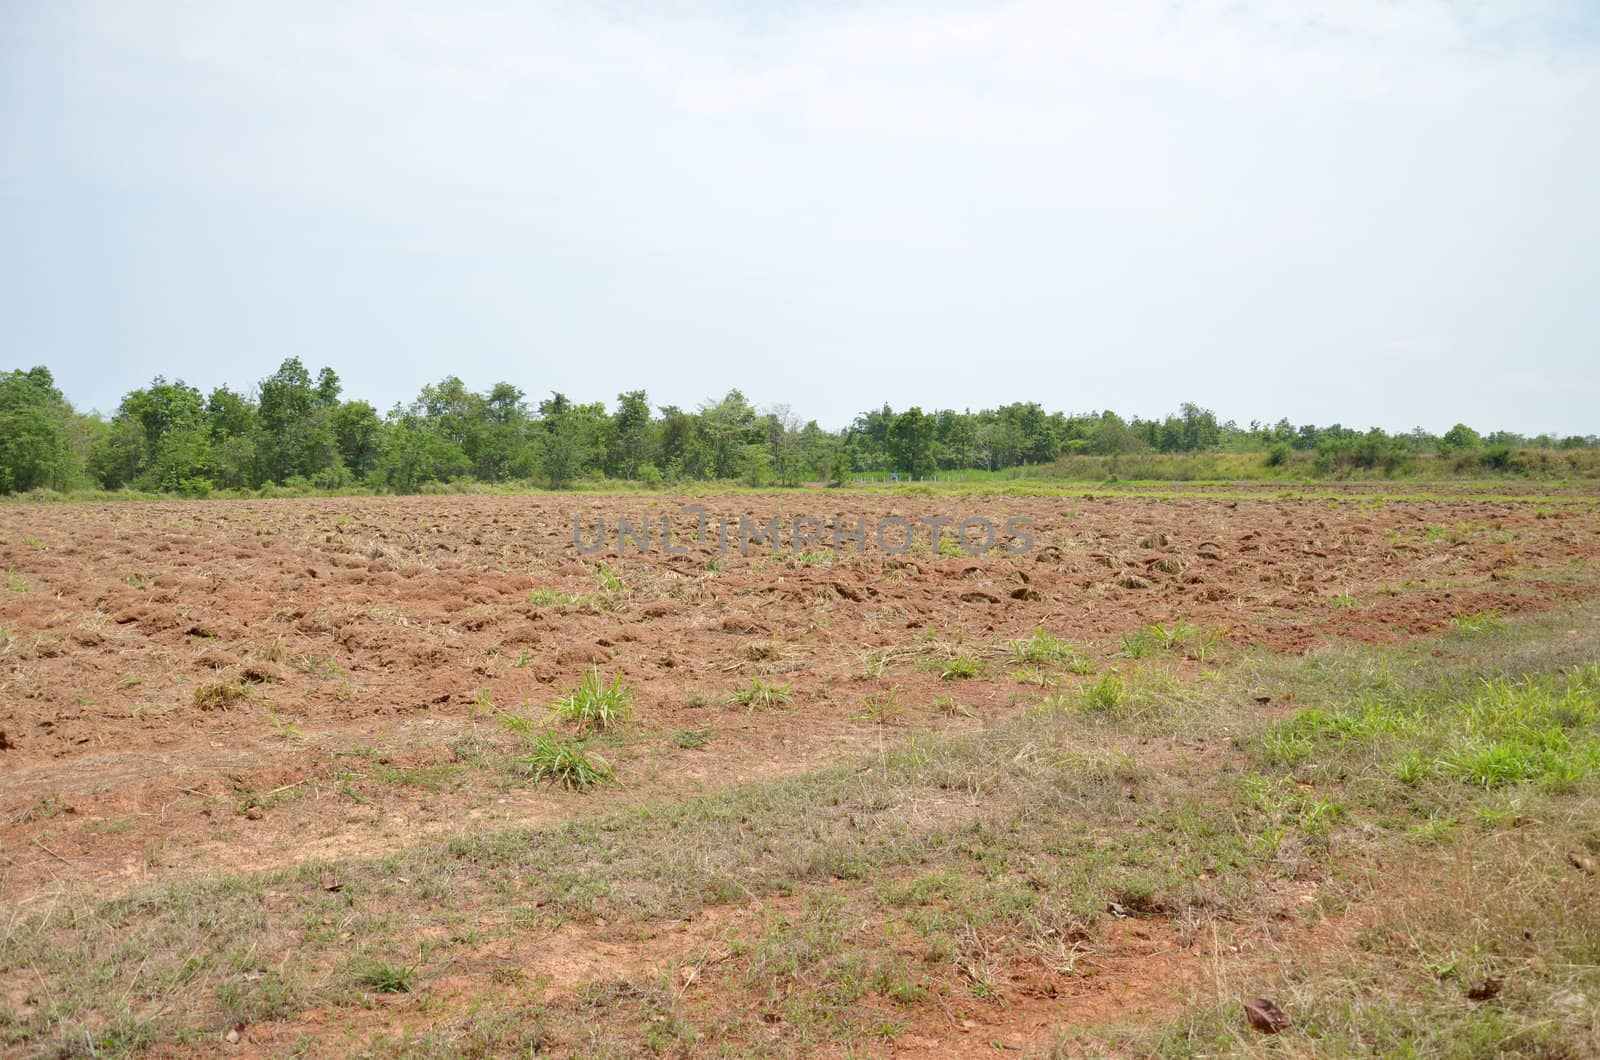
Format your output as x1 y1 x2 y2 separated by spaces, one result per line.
1119 618 1218 662
512 733 614 791
592 563 625 594
551 667 632 734
730 678 792 710
193 680 250 710
939 654 984 680
501 678 621 789
1009 628 1093 673
353 958 416 994
526 587 601 613
674 727 714 750
1079 670 1128 715
856 689 903 724
1451 609 1506 635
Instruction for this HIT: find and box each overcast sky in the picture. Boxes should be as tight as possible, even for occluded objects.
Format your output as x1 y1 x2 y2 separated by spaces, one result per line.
3 1 1597 434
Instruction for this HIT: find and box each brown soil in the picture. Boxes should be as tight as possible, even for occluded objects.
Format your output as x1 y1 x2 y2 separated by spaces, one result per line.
2 490 1597 1050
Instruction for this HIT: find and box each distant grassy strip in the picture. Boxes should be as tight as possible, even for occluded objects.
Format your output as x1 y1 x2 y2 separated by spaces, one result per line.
5 479 1598 506
857 482 1600 504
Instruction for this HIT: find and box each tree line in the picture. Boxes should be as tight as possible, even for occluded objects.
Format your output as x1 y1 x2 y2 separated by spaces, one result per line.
1 360 1594 495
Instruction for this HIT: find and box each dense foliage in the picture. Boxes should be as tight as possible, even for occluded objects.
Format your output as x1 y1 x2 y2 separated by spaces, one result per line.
1 361 1594 495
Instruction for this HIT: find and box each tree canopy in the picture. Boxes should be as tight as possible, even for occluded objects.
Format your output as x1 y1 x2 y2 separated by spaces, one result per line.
1 360 1593 495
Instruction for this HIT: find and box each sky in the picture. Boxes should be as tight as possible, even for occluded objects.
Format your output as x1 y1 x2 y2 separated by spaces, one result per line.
3 0 1598 435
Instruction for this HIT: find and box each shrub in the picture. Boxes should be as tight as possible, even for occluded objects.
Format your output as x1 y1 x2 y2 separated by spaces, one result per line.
1316 430 1412 475
1481 444 1514 471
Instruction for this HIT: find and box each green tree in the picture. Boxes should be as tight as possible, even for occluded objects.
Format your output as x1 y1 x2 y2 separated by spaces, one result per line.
143 423 216 494
1085 410 1140 455
477 383 529 482
888 406 937 478
374 416 469 492
539 393 588 489
657 405 710 480
934 409 979 469
700 390 760 479
847 405 893 472
1176 402 1221 451
994 402 1058 463
257 358 340 482
331 401 383 480
976 416 1024 470
206 387 256 439
89 415 148 489
206 387 258 488
315 367 342 407
797 420 842 484
1439 423 1483 451
0 367 80 492
416 377 481 450
90 377 212 491
612 390 654 479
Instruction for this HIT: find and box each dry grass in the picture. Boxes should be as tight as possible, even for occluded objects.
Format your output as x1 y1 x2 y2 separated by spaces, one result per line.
191 679 250 710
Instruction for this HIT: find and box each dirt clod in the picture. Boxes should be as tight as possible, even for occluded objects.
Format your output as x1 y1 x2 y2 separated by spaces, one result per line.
556 644 613 666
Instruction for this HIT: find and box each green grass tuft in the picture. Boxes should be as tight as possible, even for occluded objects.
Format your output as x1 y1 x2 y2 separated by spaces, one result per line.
939 654 984 680
730 678 792 710
551 667 633 734
512 733 613 790
353 958 416 994
1009 628 1093 673
1079 670 1128 715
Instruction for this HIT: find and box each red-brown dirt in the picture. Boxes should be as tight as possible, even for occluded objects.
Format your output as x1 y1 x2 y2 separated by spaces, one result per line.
2 492 1596 905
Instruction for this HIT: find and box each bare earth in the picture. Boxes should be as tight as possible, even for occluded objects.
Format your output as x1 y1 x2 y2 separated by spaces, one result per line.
2 489 1597 1053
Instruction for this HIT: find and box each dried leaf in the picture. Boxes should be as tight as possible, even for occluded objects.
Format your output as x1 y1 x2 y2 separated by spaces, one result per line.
1566 851 1598 875
1243 997 1291 1034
